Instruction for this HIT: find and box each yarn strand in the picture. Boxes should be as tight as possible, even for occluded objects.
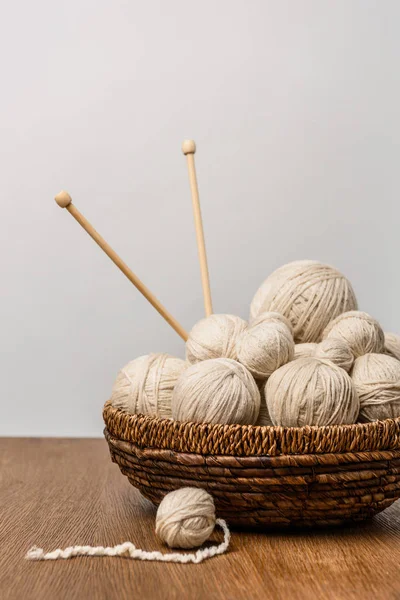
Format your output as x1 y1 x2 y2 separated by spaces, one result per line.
25 519 230 564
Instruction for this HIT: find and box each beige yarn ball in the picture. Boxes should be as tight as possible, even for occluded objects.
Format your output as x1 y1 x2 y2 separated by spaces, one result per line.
172 358 260 425
385 332 400 361
251 311 293 333
314 337 354 372
250 260 318 321
250 261 357 343
236 320 294 379
351 353 400 422
186 314 247 364
155 487 216 549
293 343 317 360
265 357 359 427
111 353 187 418
323 311 384 358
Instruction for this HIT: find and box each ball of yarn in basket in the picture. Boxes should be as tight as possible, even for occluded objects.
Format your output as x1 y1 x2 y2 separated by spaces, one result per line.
250 261 357 343
385 332 400 361
111 353 187 418
323 311 384 358
314 337 354 372
250 260 318 321
236 319 294 379
293 343 317 360
265 357 359 427
172 358 260 425
252 310 293 333
155 488 216 549
351 353 400 422
186 314 247 364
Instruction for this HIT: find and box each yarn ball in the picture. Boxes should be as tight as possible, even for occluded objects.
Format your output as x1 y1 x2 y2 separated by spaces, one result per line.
155 487 216 549
293 343 317 360
385 332 400 361
111 353 187 418
251 311 293 333
323 311 384 358
236 320 294 379
186 314 247 364
351 353 400 422
250 261 357 343
172 358 260 425
265 357 359 427
314 337 354 372
250 260 318 320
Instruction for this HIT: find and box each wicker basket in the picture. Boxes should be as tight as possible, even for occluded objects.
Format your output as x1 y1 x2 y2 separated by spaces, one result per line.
103 401 400 528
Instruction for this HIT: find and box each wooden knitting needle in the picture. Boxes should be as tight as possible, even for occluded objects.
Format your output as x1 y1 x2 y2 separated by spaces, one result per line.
182 140 213 317
54 191 188 341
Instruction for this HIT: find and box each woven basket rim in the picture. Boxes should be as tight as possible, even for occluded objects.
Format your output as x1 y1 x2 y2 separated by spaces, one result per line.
103 401 400 457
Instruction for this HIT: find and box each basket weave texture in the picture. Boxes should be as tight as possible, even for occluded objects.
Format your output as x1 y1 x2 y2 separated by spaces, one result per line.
103 401 400 527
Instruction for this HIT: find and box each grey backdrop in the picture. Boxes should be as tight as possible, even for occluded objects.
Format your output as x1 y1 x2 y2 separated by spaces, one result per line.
1 0 399 436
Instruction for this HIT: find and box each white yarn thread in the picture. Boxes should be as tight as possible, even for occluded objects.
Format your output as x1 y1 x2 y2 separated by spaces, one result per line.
385 332 400 361
186 314 248 364
323 311 384 358
266 357 360 427
110 353 187 417
236 319 294 379
314 337 354 372
156 488 215 548
250 261 357 343
25 519 230 564
351 353 400 422
172 358 260 425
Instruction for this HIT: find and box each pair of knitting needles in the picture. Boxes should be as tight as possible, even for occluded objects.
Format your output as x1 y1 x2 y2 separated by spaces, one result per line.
55 140 212 341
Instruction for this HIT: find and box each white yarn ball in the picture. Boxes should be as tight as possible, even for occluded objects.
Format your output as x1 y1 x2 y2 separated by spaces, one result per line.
251 311 293 333
385 332 400 361
172 358 260 425
250 260 318 321
155 487 216 549
250 261 357 343
265 357 359 427
236 320 294 379
111 353 187 418
293 343 318 360
186 314 248 364
351 353 400 422
323 311 384 358
314 337 354 372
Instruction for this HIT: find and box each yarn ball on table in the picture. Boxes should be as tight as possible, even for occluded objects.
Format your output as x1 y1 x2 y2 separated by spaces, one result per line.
186 314 247 364
314 337 354 372
323 311 384 358
293 343 318 360
385 332 400 361
250 261 357 343
265 357 359 427
156 487 216 549
172 358 260 425
110 353 187 418
236 318 294 379
351 353 400 422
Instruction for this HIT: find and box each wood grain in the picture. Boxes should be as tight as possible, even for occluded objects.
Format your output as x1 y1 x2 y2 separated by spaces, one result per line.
1 438 400 600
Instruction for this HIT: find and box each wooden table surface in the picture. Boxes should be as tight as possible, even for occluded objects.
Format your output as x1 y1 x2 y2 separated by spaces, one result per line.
1 438 400 600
